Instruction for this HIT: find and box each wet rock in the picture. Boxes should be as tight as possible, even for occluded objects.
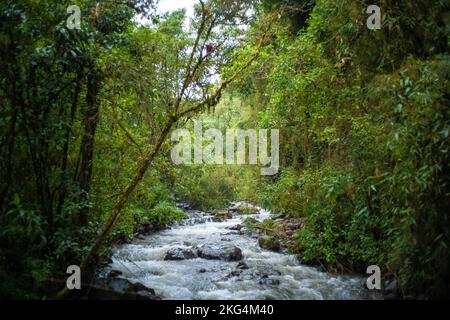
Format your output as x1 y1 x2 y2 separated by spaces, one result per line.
272 214 286 221
135 223 161 236
259 278 280 286
286 222 300 230
383 279 399 299
236 261 249 270
176 202 191 210
263 270 282 277
103 277 135 293
107 270 123 278
229 270 242 277
115 232 131 244
296 256 307 264
183 210 211 225
234 205 258 215
385 279 397 292
92 278 160 300
164 247 198 260
198 268 207 273
212 210 233 222
197 244 243 261
228 201 260 215
220 231 239 236
123 282 160 300
221 237 232 242
258 235 281 252
227 269 281 286
257 270 281 286
242 217 259 226
285 230 294 237
227 224 242 231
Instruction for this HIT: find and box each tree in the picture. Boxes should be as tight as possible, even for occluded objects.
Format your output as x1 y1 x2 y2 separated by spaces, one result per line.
56 0 273 298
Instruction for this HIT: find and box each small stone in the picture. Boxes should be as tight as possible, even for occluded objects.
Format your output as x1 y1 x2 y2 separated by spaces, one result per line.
285 230 294 236
259 278 280 286
230 270 242 277
107 270 122 278
384 279 398 294
236 261 249 270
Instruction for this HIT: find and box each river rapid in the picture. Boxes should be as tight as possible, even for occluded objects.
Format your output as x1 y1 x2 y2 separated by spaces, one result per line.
101 202 381 300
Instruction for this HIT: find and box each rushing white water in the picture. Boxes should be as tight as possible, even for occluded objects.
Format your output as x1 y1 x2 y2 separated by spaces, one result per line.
102 203 381 300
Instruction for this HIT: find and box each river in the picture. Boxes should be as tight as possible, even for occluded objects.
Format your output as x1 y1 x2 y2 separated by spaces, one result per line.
101 202 381 300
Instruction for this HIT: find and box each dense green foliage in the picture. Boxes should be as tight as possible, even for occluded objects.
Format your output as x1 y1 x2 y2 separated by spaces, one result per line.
0 0 449 299
235 0 450 298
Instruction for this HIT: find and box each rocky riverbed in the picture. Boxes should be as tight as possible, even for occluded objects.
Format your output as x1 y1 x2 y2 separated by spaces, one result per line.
97 202 383 300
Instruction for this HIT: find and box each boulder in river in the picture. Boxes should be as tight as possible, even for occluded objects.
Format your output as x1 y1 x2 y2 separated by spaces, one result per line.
107 270 123 278
227 224 242 231
91 278 160 300
134 223 162 236
164 247 198 260
258 236 281 252
234 205 259 215
197 244 243 261
383 279 400 299
236 261 250 270
256 270 282 286
212 210 233 222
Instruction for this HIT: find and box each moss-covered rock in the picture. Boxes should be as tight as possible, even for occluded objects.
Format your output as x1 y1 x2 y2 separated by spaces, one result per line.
235 205 259 215
212 210 233 222
242 217 259 226
258 235 281 252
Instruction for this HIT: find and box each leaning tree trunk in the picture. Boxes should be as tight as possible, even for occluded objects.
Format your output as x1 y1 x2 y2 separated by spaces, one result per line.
55 18 267 298
55 118 176 299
